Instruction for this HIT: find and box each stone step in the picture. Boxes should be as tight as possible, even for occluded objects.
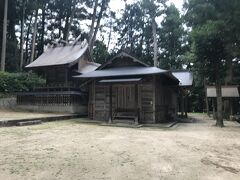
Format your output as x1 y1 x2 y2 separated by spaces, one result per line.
114 115 136 120
16 120 42 126
100 122 142 128
113 119 136 124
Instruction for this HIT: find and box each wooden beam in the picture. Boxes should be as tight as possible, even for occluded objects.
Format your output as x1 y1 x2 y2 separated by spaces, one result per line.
152 75 156 123
180 88 184 118
212 99 217 120
108 84 113 123
65 69 68 85
135 84 139 124
184 94 188 118
230 99 233 116
92 81 96 119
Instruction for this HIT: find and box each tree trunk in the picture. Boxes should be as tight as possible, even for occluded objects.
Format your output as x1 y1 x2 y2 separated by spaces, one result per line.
8 1 16 41
216 81 224 127
58 11 62 39
225 58 233 84
151 16 158 67
20 0 25 71
138 17 144 58
25 14 33 65
206 96 210 116
30 9 38 63
88 0 99 44
64 0 76 41
1 0 8 72
107 19 112 51
89 0 106 55
39 2 46 55
63 1 71 41
212 99 217 120
223 58 233 119
204 77 210 116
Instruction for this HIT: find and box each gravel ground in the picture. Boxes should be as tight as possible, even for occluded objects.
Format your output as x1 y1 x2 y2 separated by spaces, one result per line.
0 113 240 180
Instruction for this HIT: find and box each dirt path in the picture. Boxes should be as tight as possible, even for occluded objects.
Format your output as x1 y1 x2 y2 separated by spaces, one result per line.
0 113 240 180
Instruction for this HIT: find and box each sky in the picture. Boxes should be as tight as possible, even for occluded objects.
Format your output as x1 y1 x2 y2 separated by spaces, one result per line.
109 0 184 14
167 0 184 11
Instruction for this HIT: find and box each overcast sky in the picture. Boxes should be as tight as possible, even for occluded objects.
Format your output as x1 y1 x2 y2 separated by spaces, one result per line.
109 0 184 14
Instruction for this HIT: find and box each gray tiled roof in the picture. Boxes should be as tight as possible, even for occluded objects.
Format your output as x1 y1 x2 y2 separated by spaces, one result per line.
172 71 193 86
26 43 88 68
74 66 168 78
207 86 240 97
78 62 100 74
99 78 142 83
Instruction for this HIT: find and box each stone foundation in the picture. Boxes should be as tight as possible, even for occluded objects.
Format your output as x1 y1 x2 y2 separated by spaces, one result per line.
16 104 87 114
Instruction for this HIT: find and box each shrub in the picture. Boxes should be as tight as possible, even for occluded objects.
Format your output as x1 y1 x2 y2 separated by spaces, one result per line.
0 72 45 95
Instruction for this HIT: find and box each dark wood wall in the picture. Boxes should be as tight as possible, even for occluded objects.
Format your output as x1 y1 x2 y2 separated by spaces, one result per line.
88 75 178 123
45 67 69 85
155 75 178 122
139 76 154 123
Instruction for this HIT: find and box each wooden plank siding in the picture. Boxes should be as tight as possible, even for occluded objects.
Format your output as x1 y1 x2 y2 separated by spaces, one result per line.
139 84 154 123
88 75 178 123
89 78 155 123
155 75 178 122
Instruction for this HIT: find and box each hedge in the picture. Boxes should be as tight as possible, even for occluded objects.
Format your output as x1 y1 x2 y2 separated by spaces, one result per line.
0 72 45 95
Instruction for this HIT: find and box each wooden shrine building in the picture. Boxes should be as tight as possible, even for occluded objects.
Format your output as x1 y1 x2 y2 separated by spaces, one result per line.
17 40 100 114
172 70 193 118
207 86 240 118
75 52 181 124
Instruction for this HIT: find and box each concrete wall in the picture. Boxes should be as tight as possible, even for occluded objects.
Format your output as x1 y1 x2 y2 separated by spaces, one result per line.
0 98 16 109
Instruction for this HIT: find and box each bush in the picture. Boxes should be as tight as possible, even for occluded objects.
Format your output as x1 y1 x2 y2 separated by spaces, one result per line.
0 72 45 94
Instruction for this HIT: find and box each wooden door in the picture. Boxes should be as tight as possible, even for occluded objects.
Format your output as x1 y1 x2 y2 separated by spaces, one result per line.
115 85 135 110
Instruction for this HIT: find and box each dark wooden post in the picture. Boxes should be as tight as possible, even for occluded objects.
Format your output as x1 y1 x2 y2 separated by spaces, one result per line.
204 78 210 116
108 84 113 123
92 80 96 119
206 97 210 116
180 89 184 118
184 94 188 118
230 99 233 116
212 99 217 120
135 83 139 124
65 68 68 86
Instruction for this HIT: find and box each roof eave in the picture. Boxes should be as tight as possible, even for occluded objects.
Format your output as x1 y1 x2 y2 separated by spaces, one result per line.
25 63 69 69
97 52 149 70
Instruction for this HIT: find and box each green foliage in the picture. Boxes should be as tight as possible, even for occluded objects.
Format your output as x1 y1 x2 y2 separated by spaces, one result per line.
159 4 186 69
115 2 146 55
93 40 109 64
184 0 240 114
114 1 166 65
0 72 45 94
6 40 19 72
192 20 227 83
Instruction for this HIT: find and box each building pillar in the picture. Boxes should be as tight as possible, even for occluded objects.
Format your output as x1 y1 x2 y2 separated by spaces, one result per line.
135 84 139 124
108 84 113 123
180 89 184 118
184 94 188 118
212 99 217 120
